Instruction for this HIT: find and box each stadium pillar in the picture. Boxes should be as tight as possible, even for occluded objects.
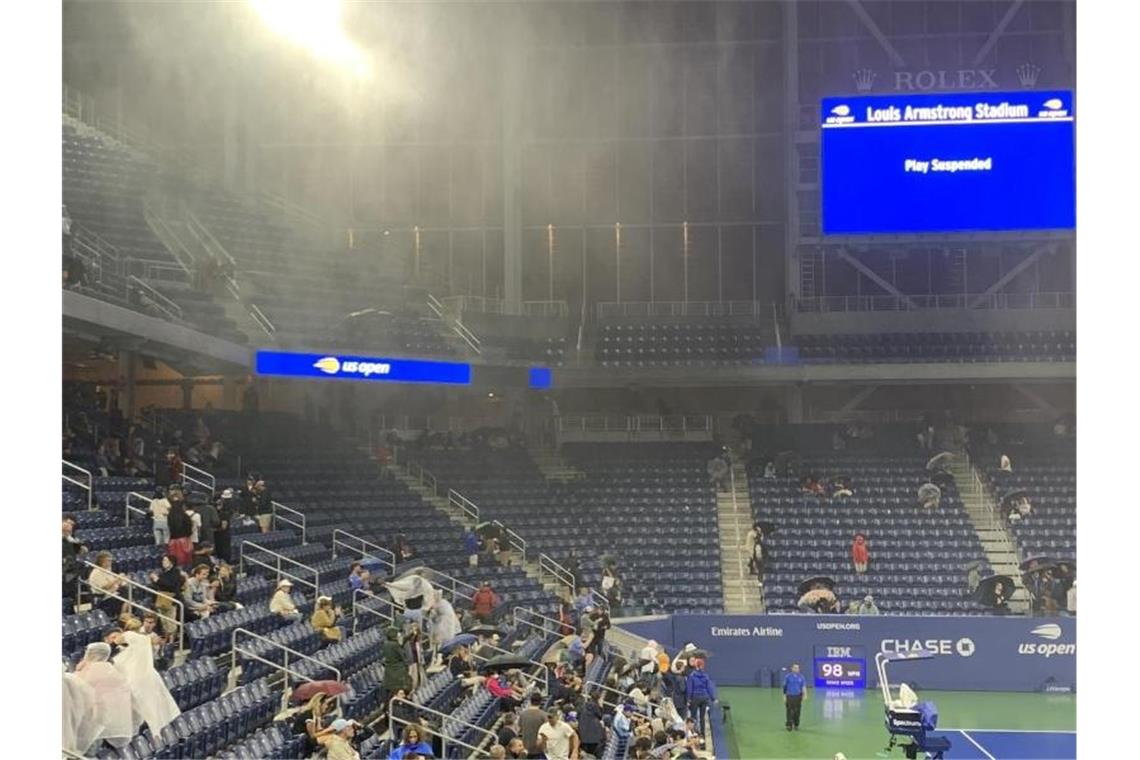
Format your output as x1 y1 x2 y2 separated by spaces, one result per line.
782 0 801 305
784 385 804 424
500 14 525 314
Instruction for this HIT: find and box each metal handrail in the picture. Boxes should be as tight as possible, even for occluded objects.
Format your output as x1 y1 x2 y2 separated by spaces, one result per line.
125 491 153 527
230 626 341 684
538 553 575 594
415 567 479 604
239 540 320 595
249 303 276 337
596 299 771 320
270 501 308 543
448 489 480 522
512 606 566 638
584 679 663 715
387 696 497 760
491 520 527 560
63 459 93 510
186 212 238 270
180 462 215 497
127 275 183 322
351 588 396 634
793 291 1076 314
589 589 611 612
81 560 186 649
332 529 396 573
428 293 482 355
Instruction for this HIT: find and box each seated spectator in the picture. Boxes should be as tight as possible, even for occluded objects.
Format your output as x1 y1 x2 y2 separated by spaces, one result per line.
486 671 527 712
148 555 185 636
506 737 528 759
857 594 880 615
287 692 337 758
348 562 369 592
87 552 128 621
851 534 869 574
212 562 241 611
999 454 1013 472
319 718 361 760
270 579 302 621
388 724 434 759
183 564 218 621
311 596 344 643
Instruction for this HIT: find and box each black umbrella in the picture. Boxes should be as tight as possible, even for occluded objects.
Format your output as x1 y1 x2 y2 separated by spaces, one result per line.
1001 489 1030 507
797 576 836 596
466 624 505 638
1019 555 1058 573
479 654 535 674
975 574 1015 607
756 521 778 536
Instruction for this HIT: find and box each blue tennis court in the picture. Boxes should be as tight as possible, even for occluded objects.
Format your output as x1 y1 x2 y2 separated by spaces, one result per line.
931 729 1076 759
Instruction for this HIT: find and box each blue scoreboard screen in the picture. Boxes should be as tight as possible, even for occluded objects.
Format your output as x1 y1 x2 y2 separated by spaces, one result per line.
820 90 1075 235
813 645 867 689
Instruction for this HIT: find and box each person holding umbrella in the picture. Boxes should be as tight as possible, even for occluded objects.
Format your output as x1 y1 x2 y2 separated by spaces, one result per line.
782 663 807 731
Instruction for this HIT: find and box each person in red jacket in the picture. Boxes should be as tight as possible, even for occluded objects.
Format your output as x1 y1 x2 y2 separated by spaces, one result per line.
851 534 869 574
472 581 499 623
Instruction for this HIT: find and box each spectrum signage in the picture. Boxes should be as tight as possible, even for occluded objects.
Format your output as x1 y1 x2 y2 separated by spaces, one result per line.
255 350 472 385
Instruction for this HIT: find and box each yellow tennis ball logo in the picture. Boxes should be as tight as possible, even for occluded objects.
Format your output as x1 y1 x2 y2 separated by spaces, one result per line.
313 357 341 375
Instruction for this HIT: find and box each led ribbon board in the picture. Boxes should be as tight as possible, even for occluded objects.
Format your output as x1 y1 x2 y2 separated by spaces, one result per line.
820 90 1075 235
255 350 472 385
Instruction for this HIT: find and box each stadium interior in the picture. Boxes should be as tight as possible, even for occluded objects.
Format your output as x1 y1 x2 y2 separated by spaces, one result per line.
60 1 1077 759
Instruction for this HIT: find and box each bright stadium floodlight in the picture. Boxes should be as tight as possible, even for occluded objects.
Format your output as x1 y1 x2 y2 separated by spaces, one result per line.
249 0 371 79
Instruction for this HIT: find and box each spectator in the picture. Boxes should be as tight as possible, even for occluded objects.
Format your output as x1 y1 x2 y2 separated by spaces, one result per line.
149 555 184 636
449 645 485 691
388 723 433 760
164 449 184 488
253 479 273 533
166 492 194 566
488 745 507 760
62 514 88 595
463 529 481 568
537 709 579 760
150 488 171 546
75 642 134 750
851 534 869 574
744 523 764 577
576 690 606 757
320 718 361 760
107 627 181 734
572 587 592 616
558 602 575 636
195 495 220 548
763 461 777 479
685 658 717 737
506 737 528 759
87 551 128 621
213 562 240 612
288 692 337 758
393 533 415 563
999 454 1013 473
312 596 344 643
486 671 526 712
706 455 729 493
382 626 412 693
348 562 369 592
1067 580 1076 615
584 607 611 668
270 580 302 621
519 692 548 757
471 581 499 623
613 704 634 740
183 564 218 621
214 489 235 563
857 594 880 615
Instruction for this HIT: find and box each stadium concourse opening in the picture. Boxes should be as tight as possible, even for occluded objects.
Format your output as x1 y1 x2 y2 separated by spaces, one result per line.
61 0 1076 758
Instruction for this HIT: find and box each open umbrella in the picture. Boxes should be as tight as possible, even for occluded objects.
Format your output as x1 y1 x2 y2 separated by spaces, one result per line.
479 654 535 674
290 680 348 703
440 633 479 655
1001 489 1030 507
1019 555 1057 573
797 576 836 596
925 452 956 471
466 624 504 638
975 574 1015 607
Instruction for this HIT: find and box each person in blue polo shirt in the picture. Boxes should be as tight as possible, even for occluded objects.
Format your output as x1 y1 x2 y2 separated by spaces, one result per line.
783 663 807 731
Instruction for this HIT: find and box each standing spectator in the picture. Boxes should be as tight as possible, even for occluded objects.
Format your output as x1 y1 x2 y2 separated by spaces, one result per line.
463 529 481 568
744 523 764 577
74 642 134 750
685 658 717 738
183 564 218 621
167 491 194 566
1067 580 1076 615
382 626 412 694
165 450 184 488
519 692 548 758
576 691 606 757
195 496 220 549
471 581 499 623
497 712 521 748
62 514 88 597
215 489 235 563
557 603 575 636
584 607 611 668
253 479 273 533
782 663 806 731
392 533 415 563
270 580 302 621
537 709 579 760
148 555 184 637
107 628 181 735
851 534 869 574
149 488 171 546
706 454 729 493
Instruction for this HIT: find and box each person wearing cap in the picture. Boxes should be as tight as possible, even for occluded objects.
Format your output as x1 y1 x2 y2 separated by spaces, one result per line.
388 723 433 759
857 594 880 615
613 703 635 741
319 717 361 760
312 595 344 642
270 579 302 621
537 708 579 760
782 662 807 731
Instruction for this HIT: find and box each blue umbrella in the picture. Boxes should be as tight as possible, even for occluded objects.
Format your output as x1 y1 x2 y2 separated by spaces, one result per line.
440 633 478 654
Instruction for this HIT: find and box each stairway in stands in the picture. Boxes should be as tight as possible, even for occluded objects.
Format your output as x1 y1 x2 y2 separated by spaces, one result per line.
529 444 586 483
950 459 1031 614
718 460 764 614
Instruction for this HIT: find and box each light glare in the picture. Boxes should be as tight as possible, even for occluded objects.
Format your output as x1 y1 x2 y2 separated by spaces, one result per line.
249 0 370 79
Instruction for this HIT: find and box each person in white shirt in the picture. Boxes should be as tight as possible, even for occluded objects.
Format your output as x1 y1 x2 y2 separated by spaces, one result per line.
1067 581 1076 615
537 709 579 760
270 579 302 621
